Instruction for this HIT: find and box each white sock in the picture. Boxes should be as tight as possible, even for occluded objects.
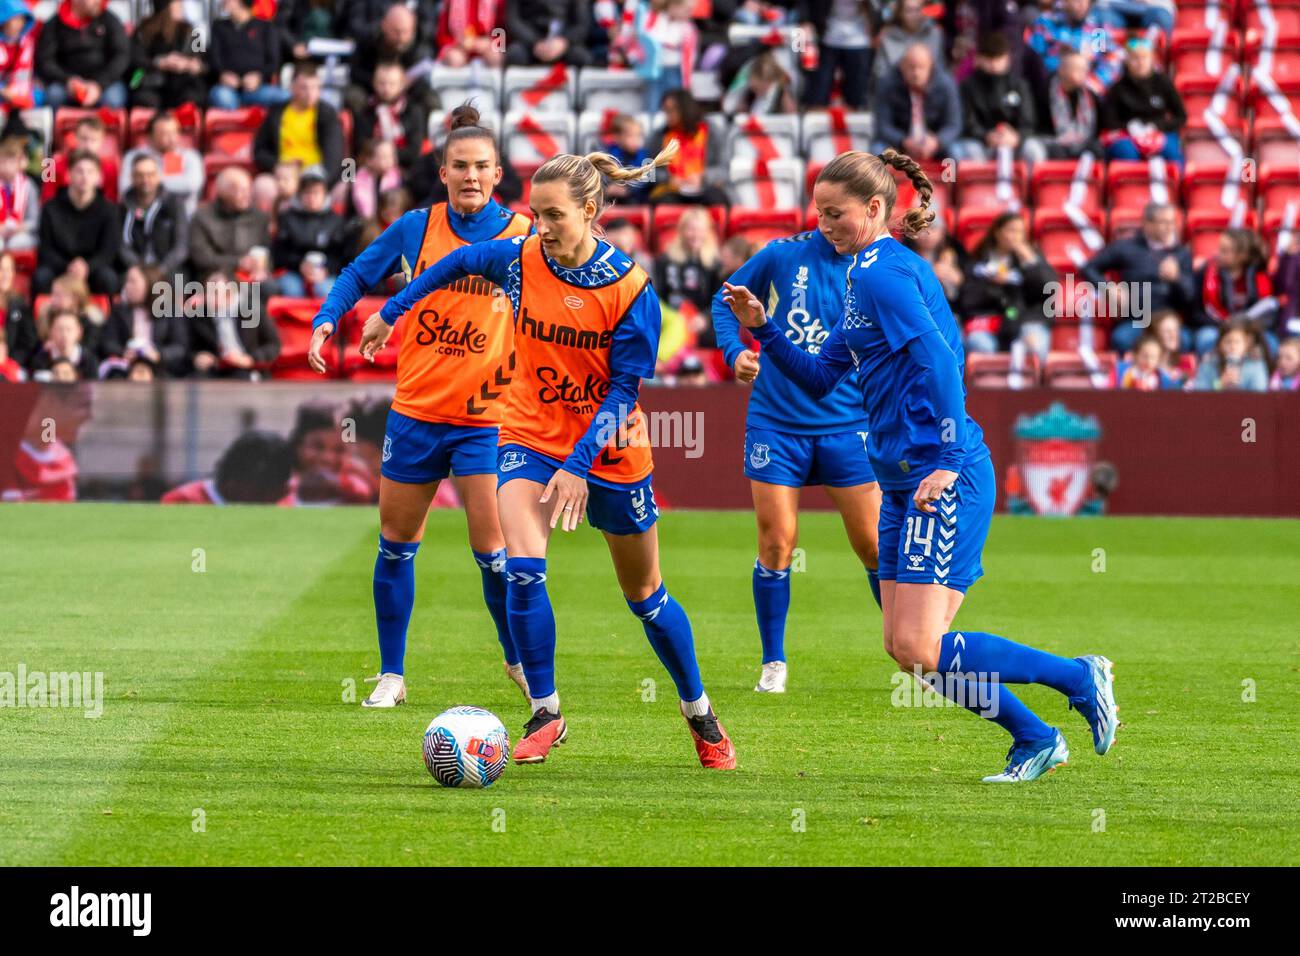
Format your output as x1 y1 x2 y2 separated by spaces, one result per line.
530 692 559 715
680 691 711 718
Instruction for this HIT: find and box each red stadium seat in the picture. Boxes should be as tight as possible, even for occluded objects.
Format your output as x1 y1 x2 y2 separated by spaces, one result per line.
598 205 650 247
1252 114 1300 167
1173 2 1222 34
1107 160 1181 209
266 298 331 379
341 296 400 380
203 108 266 162
1107 206 1184 241
1262 206 1300 255
1183 161 1255 211
54 107 126 154
338 109 353 158
1044 350 1117 389
1246 34 1300 81
1178 69 1247 131
965 352 1041 389
955 159 1027 210
651 205 728 254
727 207 803 243
1051 325 1107 352
1169 28 1241 82
1031 158 1103 214
1033 208 1106 271
1245 4 1300 37
1259 163 1300 210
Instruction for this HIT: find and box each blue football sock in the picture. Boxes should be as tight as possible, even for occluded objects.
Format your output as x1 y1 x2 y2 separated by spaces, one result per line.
926 672 1056 744
628 583 705 702
939 631 1089 698
867 568 881 610
752 559 791 664
474 548 518 665
373 535 420 675
505 557 557 699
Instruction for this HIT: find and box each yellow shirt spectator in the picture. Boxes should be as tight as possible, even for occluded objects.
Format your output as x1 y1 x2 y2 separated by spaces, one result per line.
280 105 321 168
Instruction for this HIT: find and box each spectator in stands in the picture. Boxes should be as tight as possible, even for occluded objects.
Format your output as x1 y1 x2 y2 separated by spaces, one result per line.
436 0 506 67
129 0 207 110
189 166 271 277
719 233 758 280
723 49 798 115
44 115 119 203
0 250 37 367
1025 0 1124 95
273 165 345 298
648 89 728 206
254 62 344 186
101 264 189 378
1031 49 1102 159
800 0 875 110
873 0 944 85
871 43 962 160
190 271 280 378
36 150 121 295
903 214 965 308
959 212 1056 362
602 216 652 272
0 0 39 123
345 4 439 117
0 138 38 251
1195 228 1279 357
271 160 301 219
1151 308 1196 382
28 308 99 380
656 207 721 329
0 330 20 381
602 114 651 206
276 0 338 65
956 32 1038 161
1082 202 1195 353
1116 333 1178 390
1192 321 1269 392
353 60 427 173
639 0 700 113
343 139 403 223
236 244 279 299
1094 0 1175 35
1276 237 1300 343
348 185 410 265
36 0 130 109
118 152 189 280
208 0 288 110
506 0 593 66
119 111 206 215
1099 37 1185 164
1271 337 1300 391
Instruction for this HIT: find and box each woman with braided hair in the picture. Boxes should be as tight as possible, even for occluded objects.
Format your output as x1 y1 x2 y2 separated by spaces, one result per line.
723 149 1120 783
368 141 737 770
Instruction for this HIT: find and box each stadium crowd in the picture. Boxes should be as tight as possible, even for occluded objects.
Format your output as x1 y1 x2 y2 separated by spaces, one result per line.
0 0 1297 392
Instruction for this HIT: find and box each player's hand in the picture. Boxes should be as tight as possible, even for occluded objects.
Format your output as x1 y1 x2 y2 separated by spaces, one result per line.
358 312 393 362
733 349 760 384
913 469 959 514
539 469 588 533
307 322 333 374
722 282 768 329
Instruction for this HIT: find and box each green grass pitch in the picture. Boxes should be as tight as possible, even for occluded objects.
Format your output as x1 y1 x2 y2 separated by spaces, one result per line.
3 503 1297 866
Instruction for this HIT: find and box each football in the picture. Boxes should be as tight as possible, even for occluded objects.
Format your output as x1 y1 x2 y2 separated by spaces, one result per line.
421 706 511 789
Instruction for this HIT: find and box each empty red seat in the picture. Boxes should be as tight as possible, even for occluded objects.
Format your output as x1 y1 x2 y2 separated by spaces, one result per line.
1033 208 1106 270
266 298 329 379
341 297 400 380
965 352 1041 389
727 207 803 243
955 159 1027 210
203 108 266 162
1107 160 1181 209
1044 350 1116 389
1245 4 1300 37
1031 158 1103 214
1259 163 1300 209
1169 28 1241 81
1051 325 1107 352
1183 161 1255 210
1252 114 1300 167
1246 35 1300 81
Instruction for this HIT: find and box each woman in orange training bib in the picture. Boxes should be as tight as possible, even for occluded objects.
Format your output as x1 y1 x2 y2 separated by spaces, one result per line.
368 143 737 770
307 105 530 709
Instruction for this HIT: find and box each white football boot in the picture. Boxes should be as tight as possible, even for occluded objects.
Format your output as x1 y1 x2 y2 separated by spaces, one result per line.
361 672 406 708
504 661 530 703
754 661 788 693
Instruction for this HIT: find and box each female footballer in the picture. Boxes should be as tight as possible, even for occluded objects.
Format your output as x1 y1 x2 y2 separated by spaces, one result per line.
361 142 737 770
712 228 881 695
307 105 532 708
723 150 1118 782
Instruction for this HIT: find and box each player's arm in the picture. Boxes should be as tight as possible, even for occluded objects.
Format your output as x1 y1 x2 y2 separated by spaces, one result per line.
711 245 770 382
306 212 414 372
544 287 659 532
378 237 522 325
723 281 854 398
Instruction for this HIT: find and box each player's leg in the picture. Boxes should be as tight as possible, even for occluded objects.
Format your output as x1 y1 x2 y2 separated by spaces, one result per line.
602 522 736 769
496 461 566 763
365 474 439 707
824 481 883 608
450 428 528 701
750 479 800 692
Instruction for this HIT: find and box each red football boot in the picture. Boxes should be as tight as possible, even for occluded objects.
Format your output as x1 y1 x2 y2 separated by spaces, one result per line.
513 708 567 764
682 706 737 770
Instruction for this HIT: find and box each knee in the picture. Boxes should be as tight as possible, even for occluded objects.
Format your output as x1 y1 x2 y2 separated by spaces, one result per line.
756 523 797 570
380 519 423 544
888 629 941 674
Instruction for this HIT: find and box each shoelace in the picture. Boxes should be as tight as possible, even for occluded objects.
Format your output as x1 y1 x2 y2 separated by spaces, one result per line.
523 709 556 736
688 711 723 745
